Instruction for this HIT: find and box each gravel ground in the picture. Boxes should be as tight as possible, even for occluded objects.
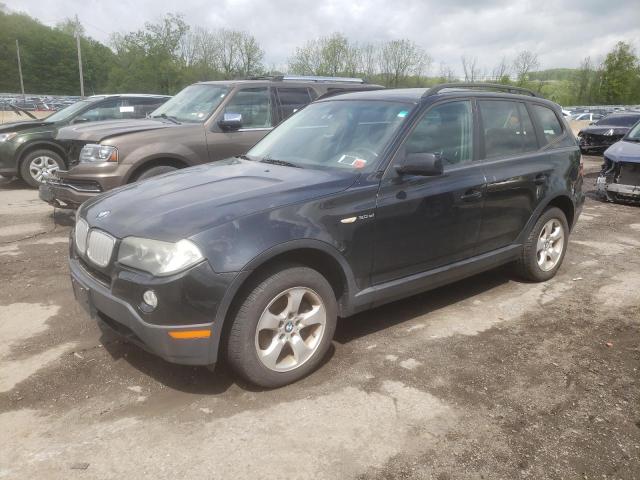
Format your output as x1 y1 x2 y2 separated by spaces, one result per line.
0 156 638 479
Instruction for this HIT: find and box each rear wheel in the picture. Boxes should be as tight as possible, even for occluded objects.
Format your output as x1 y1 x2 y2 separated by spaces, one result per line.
20 149 64 188
134 165 178 182
515 207 569 282
226 264 337 388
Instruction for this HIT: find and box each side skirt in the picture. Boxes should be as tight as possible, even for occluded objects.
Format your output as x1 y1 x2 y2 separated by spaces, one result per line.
345 244 522 316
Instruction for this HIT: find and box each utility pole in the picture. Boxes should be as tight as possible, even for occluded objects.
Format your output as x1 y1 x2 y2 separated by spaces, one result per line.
15 39 25 100
75 15 85 97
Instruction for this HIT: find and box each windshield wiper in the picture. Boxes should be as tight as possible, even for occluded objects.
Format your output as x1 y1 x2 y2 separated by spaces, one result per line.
236 154 254 161
260 157 302 168
152 113 180 124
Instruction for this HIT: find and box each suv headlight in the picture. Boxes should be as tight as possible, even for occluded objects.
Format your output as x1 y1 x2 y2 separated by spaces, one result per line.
0 132 17 142
118 237 204 276
79 144 118 163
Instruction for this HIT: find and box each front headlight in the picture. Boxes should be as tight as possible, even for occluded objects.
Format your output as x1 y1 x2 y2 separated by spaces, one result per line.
79 144 118 163
117 237 204 276
0 132 17 142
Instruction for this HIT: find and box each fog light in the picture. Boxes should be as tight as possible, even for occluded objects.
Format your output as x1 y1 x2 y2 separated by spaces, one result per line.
142 290 158 310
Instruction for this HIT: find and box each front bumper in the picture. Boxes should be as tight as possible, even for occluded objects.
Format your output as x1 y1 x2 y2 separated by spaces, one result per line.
39 163 133 208
69 244 237 366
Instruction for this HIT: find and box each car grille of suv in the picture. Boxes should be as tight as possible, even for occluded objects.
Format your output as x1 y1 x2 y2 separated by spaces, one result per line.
86 230 116 268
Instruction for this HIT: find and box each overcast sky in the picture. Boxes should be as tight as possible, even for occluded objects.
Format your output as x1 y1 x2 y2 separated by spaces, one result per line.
5 0 640 75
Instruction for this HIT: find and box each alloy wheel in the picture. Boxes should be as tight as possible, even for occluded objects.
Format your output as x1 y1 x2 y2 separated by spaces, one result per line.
29 156 60 183
254 287 327 372
536 219 565 272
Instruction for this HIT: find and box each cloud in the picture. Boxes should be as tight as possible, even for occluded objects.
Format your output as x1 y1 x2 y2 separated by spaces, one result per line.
5 0 640 74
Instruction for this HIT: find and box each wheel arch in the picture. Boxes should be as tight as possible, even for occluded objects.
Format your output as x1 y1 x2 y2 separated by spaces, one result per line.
211 241 358 359
545 194 575 230
125 156 190 183
17 141 67 172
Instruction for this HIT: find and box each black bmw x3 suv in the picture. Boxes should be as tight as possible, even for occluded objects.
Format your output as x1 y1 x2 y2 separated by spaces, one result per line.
70 83 584 387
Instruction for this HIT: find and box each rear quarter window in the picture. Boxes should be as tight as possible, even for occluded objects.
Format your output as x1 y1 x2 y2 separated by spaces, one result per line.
532 105 564 144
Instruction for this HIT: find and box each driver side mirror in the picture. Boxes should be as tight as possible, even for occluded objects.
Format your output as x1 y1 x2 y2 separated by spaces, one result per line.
395 153 444 177
218 112 243 131
72 117 90 124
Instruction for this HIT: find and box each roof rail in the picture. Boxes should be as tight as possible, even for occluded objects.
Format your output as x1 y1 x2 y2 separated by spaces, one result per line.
424 82 540 98
247 74 366 84
282 75 365 84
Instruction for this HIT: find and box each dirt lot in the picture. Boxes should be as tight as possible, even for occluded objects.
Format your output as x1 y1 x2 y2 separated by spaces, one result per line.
0 156 638 479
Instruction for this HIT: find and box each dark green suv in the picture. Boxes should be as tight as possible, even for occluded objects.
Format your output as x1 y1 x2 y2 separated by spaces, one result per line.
0 94 169 187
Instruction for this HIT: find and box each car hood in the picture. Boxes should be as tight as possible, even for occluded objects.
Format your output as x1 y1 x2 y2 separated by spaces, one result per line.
0 120 52 133
604 140 640 164
578 125 630 136
81 158 358 242
56 118 173 142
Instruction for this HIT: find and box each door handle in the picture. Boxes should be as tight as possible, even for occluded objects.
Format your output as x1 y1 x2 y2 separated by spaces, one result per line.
534 174 547 185
460 189 483 202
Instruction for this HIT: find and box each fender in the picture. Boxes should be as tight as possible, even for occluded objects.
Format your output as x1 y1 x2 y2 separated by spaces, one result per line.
123 153 192 183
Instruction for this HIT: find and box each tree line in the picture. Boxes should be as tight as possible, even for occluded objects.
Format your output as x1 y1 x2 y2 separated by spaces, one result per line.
1 9 639 106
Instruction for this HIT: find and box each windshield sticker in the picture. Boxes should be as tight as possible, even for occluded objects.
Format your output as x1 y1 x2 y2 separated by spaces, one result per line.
397 110 409 118
338 154 367 169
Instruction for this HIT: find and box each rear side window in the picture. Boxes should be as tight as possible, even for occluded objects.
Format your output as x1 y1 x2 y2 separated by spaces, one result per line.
276 88 312 121
531 105 564 143
479 100 538 159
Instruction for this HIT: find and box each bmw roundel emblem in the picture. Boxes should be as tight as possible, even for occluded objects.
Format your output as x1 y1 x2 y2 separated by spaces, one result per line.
97 210 111 219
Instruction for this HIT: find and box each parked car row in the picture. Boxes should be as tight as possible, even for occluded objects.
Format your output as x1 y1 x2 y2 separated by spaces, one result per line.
29 81 586 387
0 94 171 186
576 112 640 154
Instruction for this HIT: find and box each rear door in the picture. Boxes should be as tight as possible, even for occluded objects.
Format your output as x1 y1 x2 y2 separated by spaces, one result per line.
205 86 275 161
372 99 486 283
474 99 546 254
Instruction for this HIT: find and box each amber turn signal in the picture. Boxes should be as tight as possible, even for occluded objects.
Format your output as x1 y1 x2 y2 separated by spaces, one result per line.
168 330 211 339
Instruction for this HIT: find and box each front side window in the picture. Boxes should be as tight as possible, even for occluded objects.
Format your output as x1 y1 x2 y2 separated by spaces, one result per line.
531 104 563 143
625 121 640 142
151 84 229 123
479 100 538 158
403 100 473 167
125 98 167 118
247 100 412 172
224 87 272 129
78 99 122 122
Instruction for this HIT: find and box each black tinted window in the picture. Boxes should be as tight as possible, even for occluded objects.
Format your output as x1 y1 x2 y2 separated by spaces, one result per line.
276 88 312 121
479 100 538 158
531 105 563 143
404 100 473 167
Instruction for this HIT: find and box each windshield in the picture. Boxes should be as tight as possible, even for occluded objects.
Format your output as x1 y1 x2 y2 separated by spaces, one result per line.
150 84 229 123
45 99 97 122
625 121 640 141
247 100 413 172
596 115 640 127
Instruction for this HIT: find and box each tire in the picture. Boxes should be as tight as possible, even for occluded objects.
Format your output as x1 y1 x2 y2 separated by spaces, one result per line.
226 264 338 388
134 165 178 182
515 207 569 282
19 149 65 188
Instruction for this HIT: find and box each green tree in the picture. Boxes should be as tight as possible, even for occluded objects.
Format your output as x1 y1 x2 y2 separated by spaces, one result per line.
598 41 640 104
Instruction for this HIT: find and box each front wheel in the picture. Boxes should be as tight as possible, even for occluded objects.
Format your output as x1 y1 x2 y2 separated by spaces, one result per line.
134 165 178 182
515 207 569 282
20 149 65 188
226 265 337 388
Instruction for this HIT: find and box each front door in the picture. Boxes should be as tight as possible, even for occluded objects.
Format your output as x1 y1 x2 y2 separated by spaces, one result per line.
205 87 275 161
372 100 486 284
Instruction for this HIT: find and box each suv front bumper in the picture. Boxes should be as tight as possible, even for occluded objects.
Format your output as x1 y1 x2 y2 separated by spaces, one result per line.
39 163 133 208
